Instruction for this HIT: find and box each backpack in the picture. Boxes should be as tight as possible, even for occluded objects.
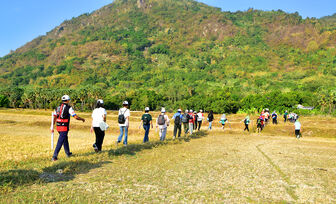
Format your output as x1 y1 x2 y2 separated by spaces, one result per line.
182 113 189 123
158 115 165 125
143 114 150 125
174 115 181 125
118 109 127 124
244 119 247 124
257 118 261 125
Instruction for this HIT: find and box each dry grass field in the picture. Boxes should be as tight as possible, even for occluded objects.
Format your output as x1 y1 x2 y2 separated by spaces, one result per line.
0 108 335 203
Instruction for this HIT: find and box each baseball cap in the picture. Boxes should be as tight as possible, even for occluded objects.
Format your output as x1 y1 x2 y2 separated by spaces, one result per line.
61 95 70 101
145 107 150 111
97 99 104 104
189 109 193 113
177 109 182 112
161 107 166 113
123 101 129 105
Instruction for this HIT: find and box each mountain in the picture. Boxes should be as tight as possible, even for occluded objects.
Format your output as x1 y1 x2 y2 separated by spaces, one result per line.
0 0 335 113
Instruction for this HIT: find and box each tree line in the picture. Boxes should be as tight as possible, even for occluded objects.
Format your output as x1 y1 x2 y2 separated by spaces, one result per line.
0 87 334 115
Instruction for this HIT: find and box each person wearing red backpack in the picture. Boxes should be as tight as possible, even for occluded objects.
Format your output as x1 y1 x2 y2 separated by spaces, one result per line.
51 95 85 161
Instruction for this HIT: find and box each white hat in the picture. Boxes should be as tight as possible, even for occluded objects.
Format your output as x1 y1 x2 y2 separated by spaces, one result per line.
61 95 70 101
177 109 182 112
123 101 129 105
200 110 203 112
97 99 104 104
161 107 166 113
189 109 193 113
145 107 150 111
185 109 188 113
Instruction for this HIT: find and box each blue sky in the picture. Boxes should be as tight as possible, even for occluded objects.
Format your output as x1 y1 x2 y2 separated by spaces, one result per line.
0 0 335 57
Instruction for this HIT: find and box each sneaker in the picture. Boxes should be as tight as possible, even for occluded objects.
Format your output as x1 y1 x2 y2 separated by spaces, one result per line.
51 157 58 161
124 144 127 147
66 152 73 157
173 136 176 140
93 144 99 152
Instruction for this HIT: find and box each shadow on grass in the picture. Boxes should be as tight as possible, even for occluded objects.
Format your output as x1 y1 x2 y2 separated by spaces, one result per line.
0 160 111 193
108 130 208 157
0 169 39 193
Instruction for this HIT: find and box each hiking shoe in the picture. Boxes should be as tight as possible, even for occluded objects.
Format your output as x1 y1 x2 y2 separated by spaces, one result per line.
93 144 99 152
66 152 73 157
124 144 127 147
51 157 58 162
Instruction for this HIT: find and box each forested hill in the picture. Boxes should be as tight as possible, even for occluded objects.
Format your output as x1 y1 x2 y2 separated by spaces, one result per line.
0 0 335 114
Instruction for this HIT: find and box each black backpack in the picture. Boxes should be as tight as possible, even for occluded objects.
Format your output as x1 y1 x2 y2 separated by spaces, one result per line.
174 115 181 125
118 109 128 124
143 115 150 125
182 113 189 123
157 115 165 125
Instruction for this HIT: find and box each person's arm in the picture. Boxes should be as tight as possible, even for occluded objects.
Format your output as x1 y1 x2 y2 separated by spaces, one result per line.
139 119 143 129
74 115 85 122
51 113 57 133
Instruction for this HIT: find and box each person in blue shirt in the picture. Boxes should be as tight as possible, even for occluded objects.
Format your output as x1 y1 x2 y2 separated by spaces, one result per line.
172 109 183 139
272 111 278 124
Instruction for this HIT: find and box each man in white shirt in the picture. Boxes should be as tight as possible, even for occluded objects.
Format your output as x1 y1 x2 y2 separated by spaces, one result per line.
294 119 302 139
197 110 204 131
91 99 107 152
117 101 130 146
51 95 85 161
156 107 170 141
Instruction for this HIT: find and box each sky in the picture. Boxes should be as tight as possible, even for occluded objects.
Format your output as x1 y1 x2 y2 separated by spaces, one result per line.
0 0 335 57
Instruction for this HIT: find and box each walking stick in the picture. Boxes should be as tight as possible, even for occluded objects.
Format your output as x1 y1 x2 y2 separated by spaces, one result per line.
50 112 54 150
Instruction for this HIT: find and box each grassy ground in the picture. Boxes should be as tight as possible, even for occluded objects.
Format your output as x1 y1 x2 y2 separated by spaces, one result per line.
0 109 335 203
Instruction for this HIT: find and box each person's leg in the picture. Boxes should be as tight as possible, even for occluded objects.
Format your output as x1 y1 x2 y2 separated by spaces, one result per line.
93 127 100 151
162 127 167 140
184 123 189 134
143 124 149 143
159 128 163 141
117 126 124 143
246 124 249 132
177 125 181 137
63 131 71 155
173 124 177 138
100 130 105 151
53 131 67 158
124 127 128 145
198 121 202 130
194 121 197 130
208 121 212 130
189 123 193 135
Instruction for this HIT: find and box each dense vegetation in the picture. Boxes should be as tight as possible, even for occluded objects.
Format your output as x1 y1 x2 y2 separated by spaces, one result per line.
0 0 335 114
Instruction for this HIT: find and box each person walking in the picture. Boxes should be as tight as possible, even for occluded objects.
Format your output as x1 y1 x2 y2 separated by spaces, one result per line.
193 111 198 130
256 116 264 133
51 95 85 161
294 118 302 139
284 110 288 123
272 111 278 125
197 110 204 131
139 107 153 143
156 108 170 141
181 109 189 135
207 110 214 130
243 116 250 132
91 99 107 152
117 101 130 146
219 114 228 129
172 109 183 139
188 109 195 135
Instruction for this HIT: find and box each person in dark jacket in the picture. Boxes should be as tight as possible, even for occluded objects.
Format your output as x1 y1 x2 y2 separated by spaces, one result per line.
207 110 214 130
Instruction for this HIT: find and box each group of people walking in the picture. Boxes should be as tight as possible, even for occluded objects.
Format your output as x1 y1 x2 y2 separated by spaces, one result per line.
50 95 302 161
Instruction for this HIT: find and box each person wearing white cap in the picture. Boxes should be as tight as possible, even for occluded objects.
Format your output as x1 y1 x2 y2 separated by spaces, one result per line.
51 95 85 161
156 107 169 141
172 108 183 139
197 110 204 131
139 107 153 143
91 99 107 152
181 109 190 135
117 101 130 146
